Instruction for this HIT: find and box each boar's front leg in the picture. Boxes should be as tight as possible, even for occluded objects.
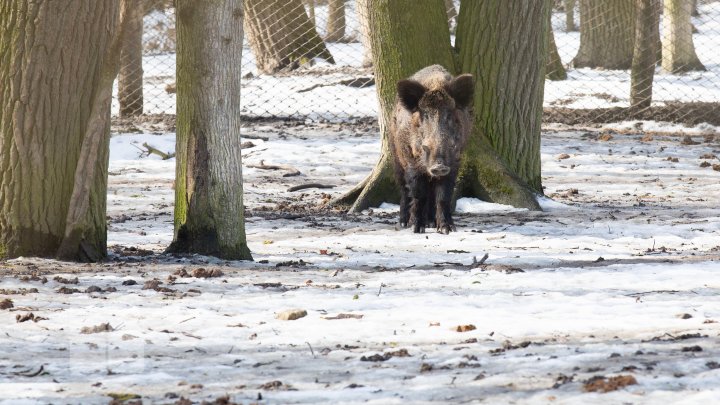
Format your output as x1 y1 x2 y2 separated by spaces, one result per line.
392 156 410 227
434 173 457 234
407 171 429 233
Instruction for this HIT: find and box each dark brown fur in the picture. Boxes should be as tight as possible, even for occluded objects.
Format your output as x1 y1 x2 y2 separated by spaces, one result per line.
389 65 474 234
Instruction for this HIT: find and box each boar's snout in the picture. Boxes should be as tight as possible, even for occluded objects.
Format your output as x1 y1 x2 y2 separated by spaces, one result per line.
429 164 450 178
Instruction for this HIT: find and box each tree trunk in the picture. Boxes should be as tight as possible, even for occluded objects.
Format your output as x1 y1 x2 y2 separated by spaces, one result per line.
691 0 699 16
118 4 144 117
58 0 141 261
326 0 346 42
661 0 705 73
565 0 577 31
0 1 119 260
455 1 547 208
573 0 636 69
169 0 252 260
331 0 454 212
631 0 661 108
356 0 373 67
547 26 567 80
244 0 334 74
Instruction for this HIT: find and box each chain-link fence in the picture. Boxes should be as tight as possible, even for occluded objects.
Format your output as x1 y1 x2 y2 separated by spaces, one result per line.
113 0 720 126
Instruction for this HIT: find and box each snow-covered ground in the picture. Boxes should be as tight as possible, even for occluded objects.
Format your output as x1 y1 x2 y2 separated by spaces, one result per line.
2 122 720 404
118 3 720 119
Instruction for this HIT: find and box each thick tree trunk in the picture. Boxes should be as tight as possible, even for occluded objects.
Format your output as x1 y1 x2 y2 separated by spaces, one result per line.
169 0 252 260
331 0 454 212
565 0 577 31
58 0 140 261
356 0 373 68
573 0 636 69
118 4 144 117
326 0 346 42
0 1 119 260
455 1 548 207
244 0 334 74
547 26 567 80
631 0 661 108
662 0 705 73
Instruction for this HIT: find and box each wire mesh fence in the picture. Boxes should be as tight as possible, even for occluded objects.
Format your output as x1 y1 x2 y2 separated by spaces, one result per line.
113 0 720 127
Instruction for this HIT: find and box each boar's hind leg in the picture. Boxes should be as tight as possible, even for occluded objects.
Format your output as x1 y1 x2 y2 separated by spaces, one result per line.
407 172 429 233
435 174 457 234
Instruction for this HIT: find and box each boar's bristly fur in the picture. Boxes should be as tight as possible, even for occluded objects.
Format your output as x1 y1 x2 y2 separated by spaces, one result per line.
389 65 474 234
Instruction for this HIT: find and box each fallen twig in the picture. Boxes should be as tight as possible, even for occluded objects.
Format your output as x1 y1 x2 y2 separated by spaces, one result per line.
287 183 335 192
247 160 301 177
241 134 269 141
141 142 175 160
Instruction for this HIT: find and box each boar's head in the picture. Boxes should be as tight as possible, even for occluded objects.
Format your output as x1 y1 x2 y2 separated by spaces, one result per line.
397 74 474 178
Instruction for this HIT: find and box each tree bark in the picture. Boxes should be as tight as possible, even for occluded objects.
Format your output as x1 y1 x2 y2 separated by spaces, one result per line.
565 0 577 31
169 0 252 260
118 2 144 117
547 25 567 80
326 0 346 42
573 0 636 69
356 0 373 67
331 0 454 212
661 0 705 73
244 0 334 74
58 0 141 261
455 1 547 208
631 0 661 108
0 1 119 260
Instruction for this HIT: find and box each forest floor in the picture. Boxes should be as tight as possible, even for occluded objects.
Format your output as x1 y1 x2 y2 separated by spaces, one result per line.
2 122 720 404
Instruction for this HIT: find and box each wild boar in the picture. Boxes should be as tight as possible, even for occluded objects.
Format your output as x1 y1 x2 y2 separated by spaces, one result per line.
389 65 474 234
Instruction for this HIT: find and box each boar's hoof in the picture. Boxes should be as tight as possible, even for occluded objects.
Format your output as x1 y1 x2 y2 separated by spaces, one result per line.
437 225 451 235
400 221 409 228
413 224 426 233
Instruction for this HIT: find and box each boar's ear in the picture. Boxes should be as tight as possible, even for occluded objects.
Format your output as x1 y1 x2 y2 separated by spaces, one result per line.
397 80 426 111
447 74 474 109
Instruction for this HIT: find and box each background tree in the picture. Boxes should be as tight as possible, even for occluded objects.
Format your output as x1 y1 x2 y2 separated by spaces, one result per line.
356 0 373 67
662 0 705 73
573 0 636 69
168 0 252 260
325 0 346 42
565 0 577 31
631 0 661 108
0 1 131 260
334 0 546 211
303 0 315 23
547 25 568 80
244 0 334 74
117 1 145 117
445 0 458 29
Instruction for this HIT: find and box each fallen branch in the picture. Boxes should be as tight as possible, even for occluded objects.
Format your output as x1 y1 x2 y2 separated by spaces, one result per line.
141 142 175 160
297 77 375 93
287 183 335 192
246 160 301 177
241 134 270 141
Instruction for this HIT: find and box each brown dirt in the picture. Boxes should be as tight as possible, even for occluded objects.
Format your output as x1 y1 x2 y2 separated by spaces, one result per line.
583 375 638 393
